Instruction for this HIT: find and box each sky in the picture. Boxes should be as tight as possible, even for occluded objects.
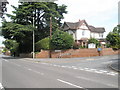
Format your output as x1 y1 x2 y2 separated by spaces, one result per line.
0 0 119 47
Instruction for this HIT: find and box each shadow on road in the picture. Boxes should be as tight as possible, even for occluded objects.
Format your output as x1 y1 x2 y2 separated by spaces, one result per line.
2 56 21 60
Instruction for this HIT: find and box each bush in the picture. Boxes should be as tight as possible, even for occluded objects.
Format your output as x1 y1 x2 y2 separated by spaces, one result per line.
36 37 50 50
88 38 100 48
106 25 120 50
51 30 74 50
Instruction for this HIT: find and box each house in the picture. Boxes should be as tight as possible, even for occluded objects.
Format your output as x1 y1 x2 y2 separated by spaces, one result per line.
62 19 106 47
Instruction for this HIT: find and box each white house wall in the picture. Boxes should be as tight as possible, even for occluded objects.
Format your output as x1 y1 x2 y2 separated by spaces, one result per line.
91 32 104 39
76 29 90 40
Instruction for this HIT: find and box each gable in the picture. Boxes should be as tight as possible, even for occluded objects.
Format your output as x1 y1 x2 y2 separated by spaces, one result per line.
79 23 89 30
63 23 69 30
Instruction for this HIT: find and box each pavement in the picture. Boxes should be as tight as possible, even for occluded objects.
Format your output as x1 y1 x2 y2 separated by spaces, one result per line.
110 62 120 72
0 54 119 89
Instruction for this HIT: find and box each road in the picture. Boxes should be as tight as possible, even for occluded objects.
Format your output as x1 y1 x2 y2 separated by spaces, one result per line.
0 54 119 89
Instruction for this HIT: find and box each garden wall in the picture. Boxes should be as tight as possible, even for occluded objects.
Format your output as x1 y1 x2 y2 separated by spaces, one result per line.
35 48 119 58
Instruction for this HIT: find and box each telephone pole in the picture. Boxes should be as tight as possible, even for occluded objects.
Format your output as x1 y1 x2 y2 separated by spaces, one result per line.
33 14 35 59
49 17 52 58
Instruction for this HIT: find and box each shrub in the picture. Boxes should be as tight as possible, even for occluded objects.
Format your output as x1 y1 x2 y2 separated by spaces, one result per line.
36 37 50 50
51 30 74 50
88 38 100 48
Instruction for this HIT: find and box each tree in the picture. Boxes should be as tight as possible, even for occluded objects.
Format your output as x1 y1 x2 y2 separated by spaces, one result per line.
88 38 100 48
7 2 67 40
106 25 120 49
2 39 19 56
2 22 35 53
2 2 67 54
51 30 74 50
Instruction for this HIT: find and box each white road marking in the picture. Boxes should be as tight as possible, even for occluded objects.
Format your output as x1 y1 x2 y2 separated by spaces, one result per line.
0 83 4 89
4 60 9 62
61 66 66 68
27 68 44 75
94 71 103 74
89 69 97 71
84 68 89 70
102 61 113 64
72 66 76 67
79 68 84 70
99 70 108 73
42 63 118 76
56 65 61 67
84 69 94 72
76 76 117 88
28 68 32 71
57 79 83 88
73 68 78 70
41 73 44 75
106 73 116 76
53 65 57 67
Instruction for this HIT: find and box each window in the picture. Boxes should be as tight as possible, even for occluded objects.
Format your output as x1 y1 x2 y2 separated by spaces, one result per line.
82 30 85 36
99 33 103 37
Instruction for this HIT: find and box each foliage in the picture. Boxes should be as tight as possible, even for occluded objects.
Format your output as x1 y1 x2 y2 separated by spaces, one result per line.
2 22 34 53
88 38 100 48
51 30 74 50
2 48 9 54
106 25 120 49
36 37 50 50
2 2 67 54
2 39 19 56
80 45 87 49
7 2 67 40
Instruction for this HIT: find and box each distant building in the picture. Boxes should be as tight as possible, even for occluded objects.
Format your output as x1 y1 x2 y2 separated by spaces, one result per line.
62 19 106 47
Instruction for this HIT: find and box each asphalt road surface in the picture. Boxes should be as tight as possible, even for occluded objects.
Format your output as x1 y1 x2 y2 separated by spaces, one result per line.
0 54 119 89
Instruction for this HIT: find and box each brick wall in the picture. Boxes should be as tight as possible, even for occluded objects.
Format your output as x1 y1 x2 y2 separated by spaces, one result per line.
35 48 119 58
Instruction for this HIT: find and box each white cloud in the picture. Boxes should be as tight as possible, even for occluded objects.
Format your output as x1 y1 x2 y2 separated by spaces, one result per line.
0 0 119 42
56 0 119 36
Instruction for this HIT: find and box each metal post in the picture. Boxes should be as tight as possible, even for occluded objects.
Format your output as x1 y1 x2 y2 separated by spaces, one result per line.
33 13 35 59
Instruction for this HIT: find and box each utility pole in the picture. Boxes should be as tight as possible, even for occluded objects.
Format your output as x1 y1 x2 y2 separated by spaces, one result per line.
49 17 52 58
33 12 35 59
